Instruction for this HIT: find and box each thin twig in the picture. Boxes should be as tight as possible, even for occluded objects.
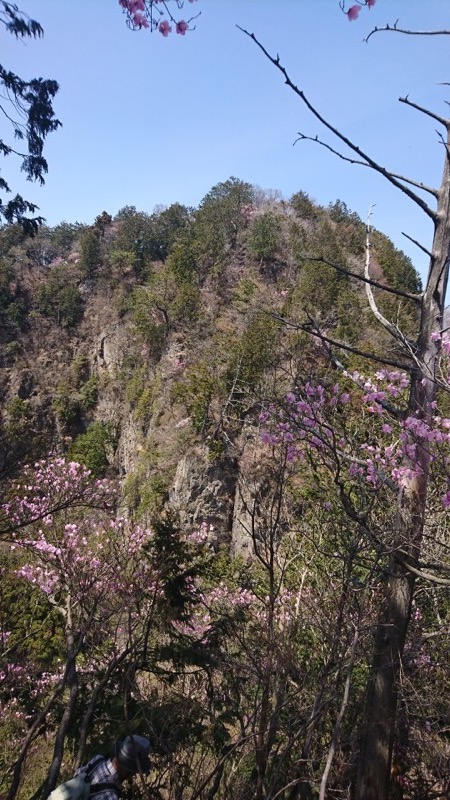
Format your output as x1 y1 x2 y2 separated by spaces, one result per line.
365 24 450 44
238 26 437 222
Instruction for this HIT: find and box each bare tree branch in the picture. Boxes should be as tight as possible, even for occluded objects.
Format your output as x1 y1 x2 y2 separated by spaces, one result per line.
266 310 412 371
363 211 426 375
396 552 450 586
364 209 400 337
238 26 437 221
365 24 450 44
399 95 450 130
319 623 360 800
302 255 422 301
401 231 433 258
295 133 439 198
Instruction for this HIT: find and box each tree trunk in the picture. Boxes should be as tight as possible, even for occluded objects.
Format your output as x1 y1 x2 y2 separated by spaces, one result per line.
355 127 450 800
41 599 81 800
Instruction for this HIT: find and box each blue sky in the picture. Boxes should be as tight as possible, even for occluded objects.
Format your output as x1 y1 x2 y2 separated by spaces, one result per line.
2 0 450 283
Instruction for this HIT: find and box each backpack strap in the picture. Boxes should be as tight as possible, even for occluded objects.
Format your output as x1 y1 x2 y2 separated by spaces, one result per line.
85 755 107 779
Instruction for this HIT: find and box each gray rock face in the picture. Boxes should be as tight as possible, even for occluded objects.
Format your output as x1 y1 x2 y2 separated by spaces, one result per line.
169 448 238 545
231 475 256 559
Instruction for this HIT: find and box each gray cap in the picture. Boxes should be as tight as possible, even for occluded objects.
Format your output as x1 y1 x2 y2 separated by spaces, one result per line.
115 735 151 775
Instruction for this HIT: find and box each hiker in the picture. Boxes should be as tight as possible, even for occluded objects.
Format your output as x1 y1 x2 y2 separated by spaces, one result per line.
74 734 151 798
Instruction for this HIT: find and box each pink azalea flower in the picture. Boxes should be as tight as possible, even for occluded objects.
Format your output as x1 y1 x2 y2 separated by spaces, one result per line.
176 20 189 35
159 19 172 36
347 5 361 20
442 491 450 508
366 0 376 6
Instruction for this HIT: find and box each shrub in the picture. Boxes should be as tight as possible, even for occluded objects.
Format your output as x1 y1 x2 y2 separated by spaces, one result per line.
290 190 320 220
79 228 102 277
79 376 99 411
247 212 281 264
53 388 80 426
35 266 84 328
68 422 114 477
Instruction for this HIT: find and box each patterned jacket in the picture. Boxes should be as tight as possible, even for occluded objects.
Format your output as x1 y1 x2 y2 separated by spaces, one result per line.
75 755 121 799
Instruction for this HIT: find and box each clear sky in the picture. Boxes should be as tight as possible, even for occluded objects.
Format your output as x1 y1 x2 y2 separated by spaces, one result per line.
2 0 450 284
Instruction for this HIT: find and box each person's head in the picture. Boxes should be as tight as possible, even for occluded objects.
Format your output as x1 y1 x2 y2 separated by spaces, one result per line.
113 734 151 780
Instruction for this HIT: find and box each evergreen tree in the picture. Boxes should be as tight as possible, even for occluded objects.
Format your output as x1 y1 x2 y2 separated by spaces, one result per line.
0 2 60 231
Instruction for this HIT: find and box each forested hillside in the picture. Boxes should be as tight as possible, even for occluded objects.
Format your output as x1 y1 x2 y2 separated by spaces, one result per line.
2 178 449 800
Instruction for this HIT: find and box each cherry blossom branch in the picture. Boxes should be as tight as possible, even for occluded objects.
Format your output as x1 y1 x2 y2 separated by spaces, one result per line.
0 458 116 540
238 26 437 222
303 324 406 419
118 0 200 36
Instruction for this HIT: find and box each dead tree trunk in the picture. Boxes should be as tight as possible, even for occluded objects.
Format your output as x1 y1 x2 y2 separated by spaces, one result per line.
355 123 450 800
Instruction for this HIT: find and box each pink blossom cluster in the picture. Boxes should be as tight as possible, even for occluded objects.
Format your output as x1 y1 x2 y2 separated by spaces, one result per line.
241 203 258 221
0 659 66 729
119 0 149 29
430 331 450 351
16 562 59 595
11 512 159 620
430 331 450 382
2 457 116 532
29 667 65 699
185 521 212 545
173 581 308 645
118 0 198 36
343 0 376 22
0 696 28 737
260 368 450 507
0 662 28 683
0 630 11 646
205 582 254 608
172 582 253 641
